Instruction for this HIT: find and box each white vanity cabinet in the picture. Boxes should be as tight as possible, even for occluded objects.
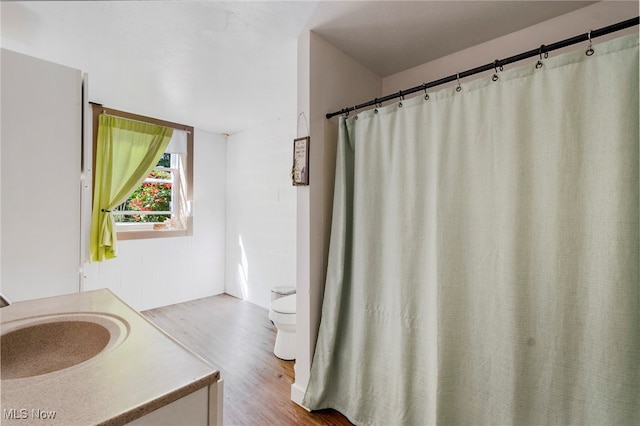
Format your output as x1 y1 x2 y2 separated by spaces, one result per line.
1 290 223 426
128 381 224 426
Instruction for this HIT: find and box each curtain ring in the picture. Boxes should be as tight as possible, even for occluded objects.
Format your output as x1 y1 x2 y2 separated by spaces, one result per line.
398 90 404 108
492 59 502 81
353 105 359 120
374 98 380 114
423 83 430 100
535 45 546 69
586 30 595 56
455 73 462 92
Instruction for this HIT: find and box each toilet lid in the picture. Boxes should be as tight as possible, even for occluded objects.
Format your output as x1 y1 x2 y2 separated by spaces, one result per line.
271 294 296 314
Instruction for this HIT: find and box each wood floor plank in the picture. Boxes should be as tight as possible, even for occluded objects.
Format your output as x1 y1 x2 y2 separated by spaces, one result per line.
143 294 353 426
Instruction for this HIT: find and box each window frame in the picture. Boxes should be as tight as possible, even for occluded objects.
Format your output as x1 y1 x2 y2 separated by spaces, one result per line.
90 103 194 240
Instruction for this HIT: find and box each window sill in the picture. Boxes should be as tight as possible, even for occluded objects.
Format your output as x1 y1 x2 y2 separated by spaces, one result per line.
115 217 193 241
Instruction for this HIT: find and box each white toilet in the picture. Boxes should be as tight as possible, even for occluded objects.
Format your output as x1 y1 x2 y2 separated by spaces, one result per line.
269 294 296 360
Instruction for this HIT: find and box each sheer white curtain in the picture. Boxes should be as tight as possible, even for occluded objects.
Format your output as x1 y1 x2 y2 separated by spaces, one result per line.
303 34 639 425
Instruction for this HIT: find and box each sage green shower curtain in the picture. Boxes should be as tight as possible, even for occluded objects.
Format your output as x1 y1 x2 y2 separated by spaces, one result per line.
303 34 639 425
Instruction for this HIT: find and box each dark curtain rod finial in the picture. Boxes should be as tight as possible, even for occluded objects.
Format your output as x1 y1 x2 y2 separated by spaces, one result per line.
326 16 639 119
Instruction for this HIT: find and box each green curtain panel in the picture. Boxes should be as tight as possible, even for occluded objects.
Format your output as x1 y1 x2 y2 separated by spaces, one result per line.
89 115 173 262
304 34 639 425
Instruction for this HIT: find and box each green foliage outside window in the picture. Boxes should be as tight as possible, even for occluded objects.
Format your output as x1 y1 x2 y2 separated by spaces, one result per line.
115 154 172 223
157 153 171 167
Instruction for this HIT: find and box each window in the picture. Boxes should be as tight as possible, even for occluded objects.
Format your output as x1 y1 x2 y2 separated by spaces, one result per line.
112 151 188 229
114 153 174 224
91 104 193 240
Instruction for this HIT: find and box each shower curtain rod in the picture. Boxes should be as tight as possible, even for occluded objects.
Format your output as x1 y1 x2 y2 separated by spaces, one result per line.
326 16 639 119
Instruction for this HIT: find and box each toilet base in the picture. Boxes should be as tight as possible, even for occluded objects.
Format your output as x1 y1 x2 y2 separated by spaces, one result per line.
273 330 296 360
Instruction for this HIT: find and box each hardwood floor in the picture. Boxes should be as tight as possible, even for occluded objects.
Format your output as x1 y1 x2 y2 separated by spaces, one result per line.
142 294 353 426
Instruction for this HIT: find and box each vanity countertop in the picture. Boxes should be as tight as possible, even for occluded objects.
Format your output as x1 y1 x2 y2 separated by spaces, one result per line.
0 289 220 425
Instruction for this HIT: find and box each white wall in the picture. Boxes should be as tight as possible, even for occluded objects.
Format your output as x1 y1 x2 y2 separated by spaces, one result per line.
225 117 297 309
293 30 382 405
83 129 226 311
1 49 82 303
383 2 639 95
0 49 226 311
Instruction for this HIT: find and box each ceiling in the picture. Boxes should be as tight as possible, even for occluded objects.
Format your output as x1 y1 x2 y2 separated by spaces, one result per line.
1 1 597 135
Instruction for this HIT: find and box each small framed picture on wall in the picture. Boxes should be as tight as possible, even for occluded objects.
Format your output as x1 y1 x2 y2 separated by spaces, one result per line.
292 136 310 186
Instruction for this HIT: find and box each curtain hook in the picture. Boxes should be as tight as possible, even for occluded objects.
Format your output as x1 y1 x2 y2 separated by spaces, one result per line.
374 98 380 114
398 90 404 108
586 30 595 56
536 45 547 69
492 59 502 82
423 83 430 100
353 105 359 120
342 109 350 118
456 73 462 92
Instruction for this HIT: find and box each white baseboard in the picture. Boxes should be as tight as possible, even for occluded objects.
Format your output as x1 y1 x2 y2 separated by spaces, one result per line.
290 382 309 410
